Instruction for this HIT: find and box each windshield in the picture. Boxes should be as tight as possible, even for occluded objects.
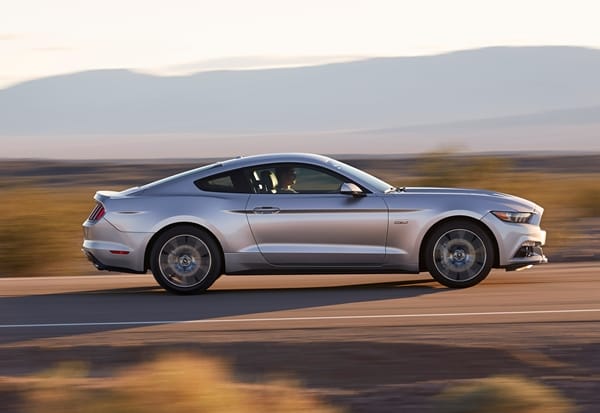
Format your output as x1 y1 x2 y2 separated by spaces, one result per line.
326 159 393 193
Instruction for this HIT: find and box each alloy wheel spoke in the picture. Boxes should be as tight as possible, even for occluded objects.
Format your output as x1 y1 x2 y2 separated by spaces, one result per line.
159 235 212 288
433 229 486 282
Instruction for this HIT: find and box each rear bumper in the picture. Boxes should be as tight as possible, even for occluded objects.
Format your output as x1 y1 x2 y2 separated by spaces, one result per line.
82 218 151 273
83 249 146 274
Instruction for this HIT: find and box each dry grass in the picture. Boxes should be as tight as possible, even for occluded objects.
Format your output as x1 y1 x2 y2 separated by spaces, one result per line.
4 354 341 413
0 187 97 276
0 356 576 413
434 375 575 413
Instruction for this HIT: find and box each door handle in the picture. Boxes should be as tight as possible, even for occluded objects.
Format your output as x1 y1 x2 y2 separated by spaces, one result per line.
252 206 281 214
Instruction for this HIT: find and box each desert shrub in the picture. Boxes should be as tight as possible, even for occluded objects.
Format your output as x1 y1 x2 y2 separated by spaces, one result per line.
462 157 514 186
22 354 341 413
0 188 95 276
416 151 466 187
433 376 574 413
0 214 57 276
416 152 513 187
0 190 65 276
573 185 600 217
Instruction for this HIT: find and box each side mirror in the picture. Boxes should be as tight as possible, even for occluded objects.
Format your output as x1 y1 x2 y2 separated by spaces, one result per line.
340 182 365 197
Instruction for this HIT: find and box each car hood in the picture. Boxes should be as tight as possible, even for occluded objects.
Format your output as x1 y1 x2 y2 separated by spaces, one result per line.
403 187 501 196
398 187 543 214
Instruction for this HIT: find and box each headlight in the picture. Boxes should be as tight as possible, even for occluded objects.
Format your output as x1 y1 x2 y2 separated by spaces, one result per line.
491 211 534 224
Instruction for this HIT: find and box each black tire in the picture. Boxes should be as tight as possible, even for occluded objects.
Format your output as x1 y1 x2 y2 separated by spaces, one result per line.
150 225 222 294
425 219 494 288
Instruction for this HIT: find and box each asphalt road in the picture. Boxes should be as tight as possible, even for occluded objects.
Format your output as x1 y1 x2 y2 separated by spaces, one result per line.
1 262 599 412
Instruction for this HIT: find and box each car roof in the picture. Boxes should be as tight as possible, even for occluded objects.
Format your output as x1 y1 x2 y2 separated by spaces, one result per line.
137 153 338 193
219 153 334 169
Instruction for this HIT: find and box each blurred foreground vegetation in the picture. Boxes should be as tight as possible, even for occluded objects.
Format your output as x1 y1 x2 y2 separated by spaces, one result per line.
0 353 574 413
0 153 598 276
434 375 574 413
1 353 341 413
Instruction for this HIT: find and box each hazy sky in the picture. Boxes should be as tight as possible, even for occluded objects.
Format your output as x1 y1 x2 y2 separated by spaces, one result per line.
2 0 600 89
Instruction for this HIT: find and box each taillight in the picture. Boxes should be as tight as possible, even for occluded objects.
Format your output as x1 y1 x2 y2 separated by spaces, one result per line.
88 203 106 222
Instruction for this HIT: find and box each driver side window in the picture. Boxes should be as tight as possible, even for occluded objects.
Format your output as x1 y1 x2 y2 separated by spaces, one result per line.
249 164 346 194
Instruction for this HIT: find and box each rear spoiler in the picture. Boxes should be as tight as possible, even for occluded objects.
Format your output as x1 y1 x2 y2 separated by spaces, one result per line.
94 191 121 204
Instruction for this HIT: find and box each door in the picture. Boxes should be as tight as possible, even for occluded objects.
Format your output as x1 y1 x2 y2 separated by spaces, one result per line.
246 163 389 266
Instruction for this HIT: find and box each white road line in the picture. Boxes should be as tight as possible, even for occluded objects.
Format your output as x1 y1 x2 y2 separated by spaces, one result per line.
1 308 600 329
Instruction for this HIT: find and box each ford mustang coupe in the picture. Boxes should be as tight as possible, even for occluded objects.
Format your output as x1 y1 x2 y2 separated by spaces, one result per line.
82 153 547 294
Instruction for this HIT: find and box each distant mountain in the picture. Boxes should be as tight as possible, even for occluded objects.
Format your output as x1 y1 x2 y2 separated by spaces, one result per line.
2 46 600 157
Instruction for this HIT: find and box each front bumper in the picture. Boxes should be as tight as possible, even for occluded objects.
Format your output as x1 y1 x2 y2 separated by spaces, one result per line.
504 243 548 271
481 213 548 270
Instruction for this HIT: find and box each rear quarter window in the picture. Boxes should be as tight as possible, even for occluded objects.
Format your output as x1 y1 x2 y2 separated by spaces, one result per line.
195 170 251 193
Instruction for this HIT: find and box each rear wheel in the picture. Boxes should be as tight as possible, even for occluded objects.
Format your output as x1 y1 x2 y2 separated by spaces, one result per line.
425 220 494 288
150 226 222 294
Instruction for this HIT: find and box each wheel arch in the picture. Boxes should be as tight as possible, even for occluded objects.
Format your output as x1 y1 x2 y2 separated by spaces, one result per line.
144 222 225 273
418 216 500 272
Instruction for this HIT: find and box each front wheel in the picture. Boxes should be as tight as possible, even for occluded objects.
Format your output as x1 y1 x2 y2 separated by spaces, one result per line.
425 220 495 288
150 226 222 294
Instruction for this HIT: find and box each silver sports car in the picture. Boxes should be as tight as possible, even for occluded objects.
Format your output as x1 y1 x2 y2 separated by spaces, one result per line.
82 153 547 293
